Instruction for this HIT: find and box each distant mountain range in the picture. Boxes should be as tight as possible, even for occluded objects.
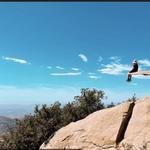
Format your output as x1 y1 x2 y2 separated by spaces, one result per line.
0 104 38 136
0 104 35 118
0 116 16 135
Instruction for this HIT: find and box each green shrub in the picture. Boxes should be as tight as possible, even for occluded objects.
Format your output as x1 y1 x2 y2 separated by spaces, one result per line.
0 88 105 150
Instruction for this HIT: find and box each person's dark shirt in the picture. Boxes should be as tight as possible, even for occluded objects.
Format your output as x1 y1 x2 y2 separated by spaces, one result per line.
129 63 138 73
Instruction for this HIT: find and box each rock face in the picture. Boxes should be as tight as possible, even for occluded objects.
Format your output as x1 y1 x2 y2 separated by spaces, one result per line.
40 97 150 150
121 97 150 149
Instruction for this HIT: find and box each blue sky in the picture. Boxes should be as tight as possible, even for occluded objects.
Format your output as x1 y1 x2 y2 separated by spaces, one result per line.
0 2 150 111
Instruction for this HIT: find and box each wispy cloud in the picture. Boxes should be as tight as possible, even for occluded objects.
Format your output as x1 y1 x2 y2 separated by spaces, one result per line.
2 56 29 64
50 72 81 76
98 56 131 75
133 75 150 79
47 66 52 69
71 68 79 71
99 57 149 76
88 75 100 80
88 72 95 75
109 56 121 63
98 63 131 75
78 54 88 62
56 66 64 70
138 59 150 67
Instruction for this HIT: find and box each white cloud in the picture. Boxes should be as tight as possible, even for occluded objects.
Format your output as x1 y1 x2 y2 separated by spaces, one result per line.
71 68 79 71
2 56 29 64
88 75 100 80
50 72 81 76
98 56 131 75
98 63 131 75
138 59 150 67
56 66 64 70
78 54 88 62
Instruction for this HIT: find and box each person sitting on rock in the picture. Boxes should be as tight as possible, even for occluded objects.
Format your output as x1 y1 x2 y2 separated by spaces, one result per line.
127 60 138 82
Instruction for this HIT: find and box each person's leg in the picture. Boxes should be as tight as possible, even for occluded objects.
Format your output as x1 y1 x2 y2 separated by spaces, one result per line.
128 74 132 81
127 74 132 82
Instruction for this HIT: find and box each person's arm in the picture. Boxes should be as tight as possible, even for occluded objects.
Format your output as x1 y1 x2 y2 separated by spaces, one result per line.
129 65 134 73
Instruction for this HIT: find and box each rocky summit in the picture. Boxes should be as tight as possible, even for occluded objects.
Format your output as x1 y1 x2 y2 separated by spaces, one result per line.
40 96 150 150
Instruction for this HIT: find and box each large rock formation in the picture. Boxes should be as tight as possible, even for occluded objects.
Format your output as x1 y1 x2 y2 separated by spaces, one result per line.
40 97 150 150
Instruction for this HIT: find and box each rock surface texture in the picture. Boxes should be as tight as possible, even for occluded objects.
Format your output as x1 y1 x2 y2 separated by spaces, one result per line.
121 97 150 149
40 97 150 150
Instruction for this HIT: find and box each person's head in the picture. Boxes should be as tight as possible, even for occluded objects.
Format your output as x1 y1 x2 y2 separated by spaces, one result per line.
132 59 138 64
